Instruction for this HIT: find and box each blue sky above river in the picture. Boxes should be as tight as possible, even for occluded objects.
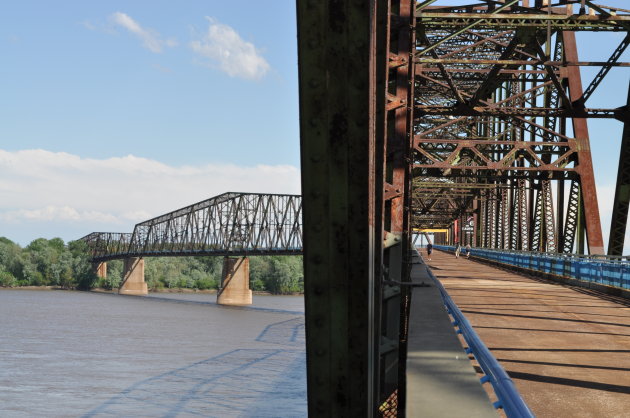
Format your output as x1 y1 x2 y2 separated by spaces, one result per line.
0 1 301 244
0 1 628 252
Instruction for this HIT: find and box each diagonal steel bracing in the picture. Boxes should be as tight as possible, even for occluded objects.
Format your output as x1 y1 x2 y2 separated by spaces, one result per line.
412 1 629 256
81 193 302 262
609 84 630 255
295 0 628 416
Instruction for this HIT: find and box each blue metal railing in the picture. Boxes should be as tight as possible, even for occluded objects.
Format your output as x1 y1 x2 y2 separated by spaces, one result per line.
417 249 535 417
434 245 630 291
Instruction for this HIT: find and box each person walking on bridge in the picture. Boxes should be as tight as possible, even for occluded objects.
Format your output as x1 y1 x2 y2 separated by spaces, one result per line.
465 244 471 259
455 242 461 258
426 242 433 261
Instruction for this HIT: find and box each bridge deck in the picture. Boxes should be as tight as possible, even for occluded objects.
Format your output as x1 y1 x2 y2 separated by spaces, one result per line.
424 248 630 417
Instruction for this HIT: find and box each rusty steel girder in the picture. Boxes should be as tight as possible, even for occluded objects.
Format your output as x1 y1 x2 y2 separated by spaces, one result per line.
412 0 629 255
296 1 628 416
297 0 417 415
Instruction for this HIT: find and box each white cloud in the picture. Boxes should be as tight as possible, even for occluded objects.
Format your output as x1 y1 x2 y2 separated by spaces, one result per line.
0 149 300 243
190 17 270 80
81 20 97 31
110 12 177 53
0 206 118 223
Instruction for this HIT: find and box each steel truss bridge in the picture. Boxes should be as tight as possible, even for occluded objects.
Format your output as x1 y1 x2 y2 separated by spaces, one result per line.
81 193 302 262
296 0 630 416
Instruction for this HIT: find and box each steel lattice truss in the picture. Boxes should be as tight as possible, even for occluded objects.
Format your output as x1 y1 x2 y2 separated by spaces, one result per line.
412 0 630 255
81 193 302 262
295 1 629 415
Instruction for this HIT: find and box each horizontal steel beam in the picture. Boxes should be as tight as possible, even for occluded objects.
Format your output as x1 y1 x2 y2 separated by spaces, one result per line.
415 59 630 67
415 105 625 119
416 13 630 31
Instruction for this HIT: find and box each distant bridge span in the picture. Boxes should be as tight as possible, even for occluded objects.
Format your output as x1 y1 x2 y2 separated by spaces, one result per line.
80 192 302 303
81 192 303 262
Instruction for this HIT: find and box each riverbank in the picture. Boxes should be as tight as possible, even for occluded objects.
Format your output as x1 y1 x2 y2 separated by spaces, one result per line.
0 285 61 290
94 288 301 295
0 286 303 296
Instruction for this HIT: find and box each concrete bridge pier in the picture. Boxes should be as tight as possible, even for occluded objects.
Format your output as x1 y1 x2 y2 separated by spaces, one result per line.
94 262 107 279
119 257 148 296
217 257 252 305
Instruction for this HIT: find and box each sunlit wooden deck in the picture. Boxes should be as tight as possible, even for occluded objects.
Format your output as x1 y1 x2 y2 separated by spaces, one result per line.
423 248 630 417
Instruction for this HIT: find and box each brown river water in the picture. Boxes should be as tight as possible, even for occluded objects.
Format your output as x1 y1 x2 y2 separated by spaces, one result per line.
0 290 306 417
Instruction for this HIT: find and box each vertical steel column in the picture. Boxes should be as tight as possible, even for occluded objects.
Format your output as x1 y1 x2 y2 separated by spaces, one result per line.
473 198 480 247
518 179 529 251
608 84 630 256
563 180 581 253
542 180 557 252
527 179 536 251
557 180 565 252
493 193 499 249
501 187 510 249
297 1 383 415
511 182 519 250
563 31 604 255
462 215 466 245
480 194 487 247
380 0 414 413
577 197 586 255
531 183 543 251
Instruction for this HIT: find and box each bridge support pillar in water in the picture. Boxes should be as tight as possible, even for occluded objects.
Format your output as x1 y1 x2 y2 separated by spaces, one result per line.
217 257 252 305
119 257 148 296
94 262 107 278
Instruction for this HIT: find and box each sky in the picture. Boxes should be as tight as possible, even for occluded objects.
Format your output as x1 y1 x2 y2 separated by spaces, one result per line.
0 1 628 253
0 1 301 245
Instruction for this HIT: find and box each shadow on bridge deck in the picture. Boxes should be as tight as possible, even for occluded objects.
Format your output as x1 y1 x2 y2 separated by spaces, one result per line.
424 248 630 417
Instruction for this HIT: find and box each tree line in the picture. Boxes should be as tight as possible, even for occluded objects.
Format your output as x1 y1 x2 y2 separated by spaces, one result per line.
0 237 304 294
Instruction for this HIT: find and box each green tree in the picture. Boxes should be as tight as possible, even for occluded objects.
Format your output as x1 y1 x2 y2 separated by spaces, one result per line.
0 237 304 294
98 259 123 290
0 238 23 278
0 270 17 287
67 240 97 289
21 257 44 286
248 256 304 294
24 238 68 285
265 257 303 294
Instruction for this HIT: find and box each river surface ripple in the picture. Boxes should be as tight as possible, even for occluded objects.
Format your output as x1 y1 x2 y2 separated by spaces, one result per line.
0 290 306 417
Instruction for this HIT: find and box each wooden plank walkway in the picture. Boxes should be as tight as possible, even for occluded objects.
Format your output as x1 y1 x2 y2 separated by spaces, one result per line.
423 248 630 417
